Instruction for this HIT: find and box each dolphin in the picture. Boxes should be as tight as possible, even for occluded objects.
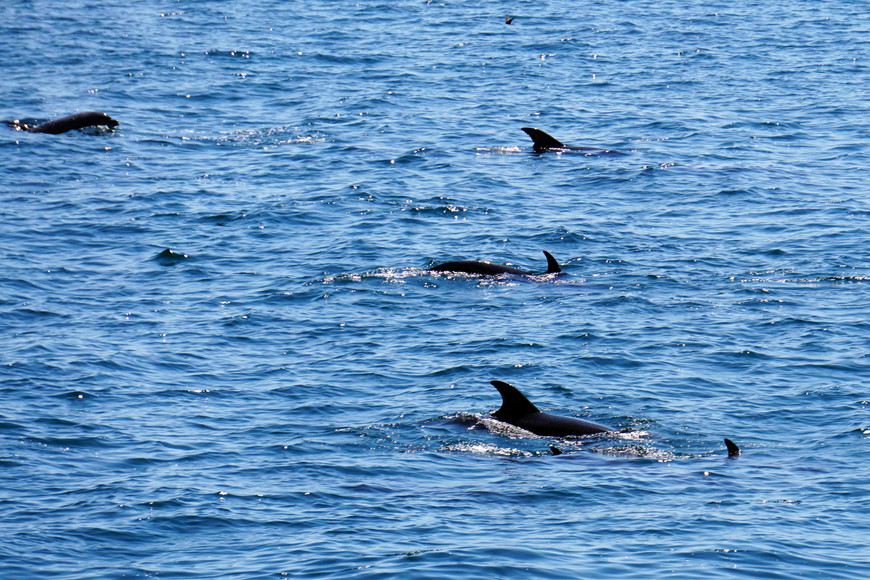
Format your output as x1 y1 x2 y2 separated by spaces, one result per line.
4 111 118 134
521 127 621 155
430 250 561 276
490 380 613 437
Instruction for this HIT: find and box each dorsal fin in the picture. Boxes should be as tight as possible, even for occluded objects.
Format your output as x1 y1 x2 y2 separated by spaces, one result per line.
542 250 561 274
521 127 566 151
491 380 540 421
724 438 741 458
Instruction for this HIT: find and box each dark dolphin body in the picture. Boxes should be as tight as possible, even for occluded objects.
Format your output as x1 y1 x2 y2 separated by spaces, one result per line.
490 380 613 437
430 250 561 276
4 111 118 134
521 127 623 155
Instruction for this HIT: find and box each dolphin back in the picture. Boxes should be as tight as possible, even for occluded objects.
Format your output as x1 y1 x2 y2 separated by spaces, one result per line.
513 411 612 437
430 260 528 276
430 250 559 276
30 112 119 134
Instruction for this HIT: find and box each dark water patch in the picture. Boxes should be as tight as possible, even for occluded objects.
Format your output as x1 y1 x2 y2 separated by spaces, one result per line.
590 294 656 308
32 416 96 429
49 389 98 401
153 248 189 265
0 420 27 433
24 435 115 449
199 212 249 225
0 307 71 325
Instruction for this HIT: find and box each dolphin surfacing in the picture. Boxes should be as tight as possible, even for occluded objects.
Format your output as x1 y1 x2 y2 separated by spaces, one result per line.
490 380 612 437
521 127 621 155
430 250 561 277
5 112 119 134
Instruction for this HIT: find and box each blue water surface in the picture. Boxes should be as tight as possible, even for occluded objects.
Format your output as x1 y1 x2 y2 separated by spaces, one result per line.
1 0 869 578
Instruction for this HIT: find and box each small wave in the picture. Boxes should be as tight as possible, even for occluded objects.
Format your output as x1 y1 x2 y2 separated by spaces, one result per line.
476 146 524 155
24 435 114 449
153 248 189 265
203 49 253 59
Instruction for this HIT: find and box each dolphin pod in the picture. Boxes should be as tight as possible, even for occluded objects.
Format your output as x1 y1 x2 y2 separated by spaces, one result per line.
7 109 740 458
488 380 742 457
430 250 561 276
521 127 622 155
4 111 118 134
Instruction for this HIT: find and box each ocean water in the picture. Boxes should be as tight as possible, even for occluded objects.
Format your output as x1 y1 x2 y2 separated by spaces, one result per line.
1 0 869 578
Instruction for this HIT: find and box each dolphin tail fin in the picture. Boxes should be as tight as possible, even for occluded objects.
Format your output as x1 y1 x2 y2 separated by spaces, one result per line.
724 438 741 458
543 250 561 274
521 127 566 151
491 380 540 421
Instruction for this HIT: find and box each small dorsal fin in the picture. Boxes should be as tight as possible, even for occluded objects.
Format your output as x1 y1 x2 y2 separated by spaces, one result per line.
724 438 741 458
521 127 566 151
543 250 561 274
491 380 540 421
549 445 563 455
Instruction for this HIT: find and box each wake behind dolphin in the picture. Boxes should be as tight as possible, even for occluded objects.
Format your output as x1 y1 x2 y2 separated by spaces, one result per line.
430 250 561 277
550 438 742 457
4 111 119 134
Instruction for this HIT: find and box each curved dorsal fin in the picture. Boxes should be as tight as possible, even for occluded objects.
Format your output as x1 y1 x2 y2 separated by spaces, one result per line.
724 438 741 458
521 127 566 151
542 250 561 274
491 380 540 420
